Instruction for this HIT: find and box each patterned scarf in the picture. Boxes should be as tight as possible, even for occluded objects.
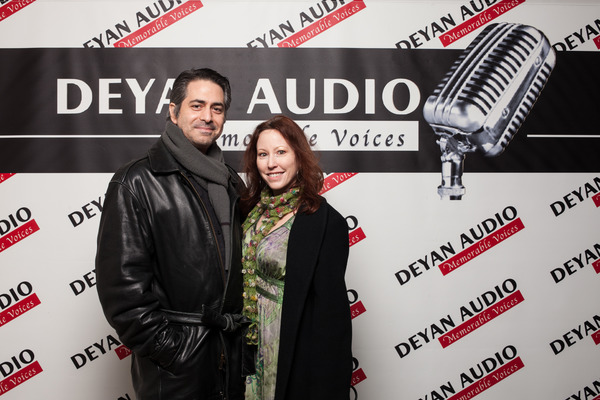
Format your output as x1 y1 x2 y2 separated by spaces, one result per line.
241 187 300 345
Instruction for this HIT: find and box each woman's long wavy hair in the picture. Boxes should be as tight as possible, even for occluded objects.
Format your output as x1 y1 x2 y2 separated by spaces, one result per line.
240 115 324 215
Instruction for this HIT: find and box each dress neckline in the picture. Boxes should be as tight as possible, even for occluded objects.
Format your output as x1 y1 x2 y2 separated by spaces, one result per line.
253 214 296 237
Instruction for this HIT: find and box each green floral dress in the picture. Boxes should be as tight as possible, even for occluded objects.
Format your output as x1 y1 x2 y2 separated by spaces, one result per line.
245 216 295 400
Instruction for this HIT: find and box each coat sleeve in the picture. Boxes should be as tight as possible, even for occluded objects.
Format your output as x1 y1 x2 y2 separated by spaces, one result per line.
277 202 353 400
308 204 353 397
95 176 206 372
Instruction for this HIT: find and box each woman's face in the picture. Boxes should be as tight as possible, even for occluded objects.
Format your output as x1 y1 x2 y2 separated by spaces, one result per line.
256 129 299 195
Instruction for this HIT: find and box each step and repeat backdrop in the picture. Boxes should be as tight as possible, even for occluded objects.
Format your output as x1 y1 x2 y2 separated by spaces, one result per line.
1 0 600 399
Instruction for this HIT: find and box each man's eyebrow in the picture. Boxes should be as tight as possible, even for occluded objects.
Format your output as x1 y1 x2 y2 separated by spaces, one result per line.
189 99 224 107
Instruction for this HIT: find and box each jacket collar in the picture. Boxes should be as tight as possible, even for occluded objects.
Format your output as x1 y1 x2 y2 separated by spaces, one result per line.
147 138 181 174
147 136 244 201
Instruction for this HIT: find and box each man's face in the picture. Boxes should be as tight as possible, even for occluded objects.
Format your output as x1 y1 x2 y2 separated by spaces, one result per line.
169 79 226 153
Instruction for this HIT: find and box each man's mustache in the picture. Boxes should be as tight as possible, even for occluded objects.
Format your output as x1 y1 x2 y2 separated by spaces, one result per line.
193 122 216 129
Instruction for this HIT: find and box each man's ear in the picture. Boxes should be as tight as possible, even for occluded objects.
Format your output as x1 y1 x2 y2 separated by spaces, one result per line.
168 103 177 124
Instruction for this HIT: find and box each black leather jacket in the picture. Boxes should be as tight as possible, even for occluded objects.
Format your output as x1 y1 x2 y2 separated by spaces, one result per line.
96 139 245 400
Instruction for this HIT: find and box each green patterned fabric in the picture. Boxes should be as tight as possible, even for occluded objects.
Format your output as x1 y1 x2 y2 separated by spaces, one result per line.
241 187 300 345
244 216 295 400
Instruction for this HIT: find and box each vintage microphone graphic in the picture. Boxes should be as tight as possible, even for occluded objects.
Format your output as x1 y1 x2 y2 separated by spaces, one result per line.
423 22 556 199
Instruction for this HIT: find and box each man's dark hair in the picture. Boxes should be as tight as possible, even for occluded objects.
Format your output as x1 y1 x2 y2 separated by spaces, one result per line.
168 68 232 120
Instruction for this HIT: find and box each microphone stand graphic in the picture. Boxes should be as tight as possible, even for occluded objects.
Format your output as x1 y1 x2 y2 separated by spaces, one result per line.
438 135 471 200
424 23 556 200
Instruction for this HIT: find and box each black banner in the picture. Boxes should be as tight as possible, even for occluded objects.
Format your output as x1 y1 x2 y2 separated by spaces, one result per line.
1 48 598 172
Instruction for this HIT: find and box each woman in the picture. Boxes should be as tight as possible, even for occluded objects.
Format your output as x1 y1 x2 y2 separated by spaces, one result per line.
240 115 352 400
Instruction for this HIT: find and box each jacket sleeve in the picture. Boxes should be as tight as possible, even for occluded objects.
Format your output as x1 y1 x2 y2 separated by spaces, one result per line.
308 204 353 396
95 177 204 372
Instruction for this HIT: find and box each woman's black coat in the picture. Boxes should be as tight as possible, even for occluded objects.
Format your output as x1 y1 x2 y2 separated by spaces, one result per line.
273 199 352 400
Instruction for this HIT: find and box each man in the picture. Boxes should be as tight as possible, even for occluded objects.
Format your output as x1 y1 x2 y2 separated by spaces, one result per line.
96 68 246 399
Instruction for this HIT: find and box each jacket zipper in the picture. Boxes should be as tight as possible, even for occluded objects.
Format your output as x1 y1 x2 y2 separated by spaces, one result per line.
218 334 229 399
219 191 239 312
182 172 234 400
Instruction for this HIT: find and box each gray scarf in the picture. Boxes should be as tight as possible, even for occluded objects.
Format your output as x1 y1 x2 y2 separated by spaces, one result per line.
162 121 232 268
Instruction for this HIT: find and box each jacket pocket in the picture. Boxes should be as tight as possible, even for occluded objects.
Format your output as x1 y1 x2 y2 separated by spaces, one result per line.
150 320 211 374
